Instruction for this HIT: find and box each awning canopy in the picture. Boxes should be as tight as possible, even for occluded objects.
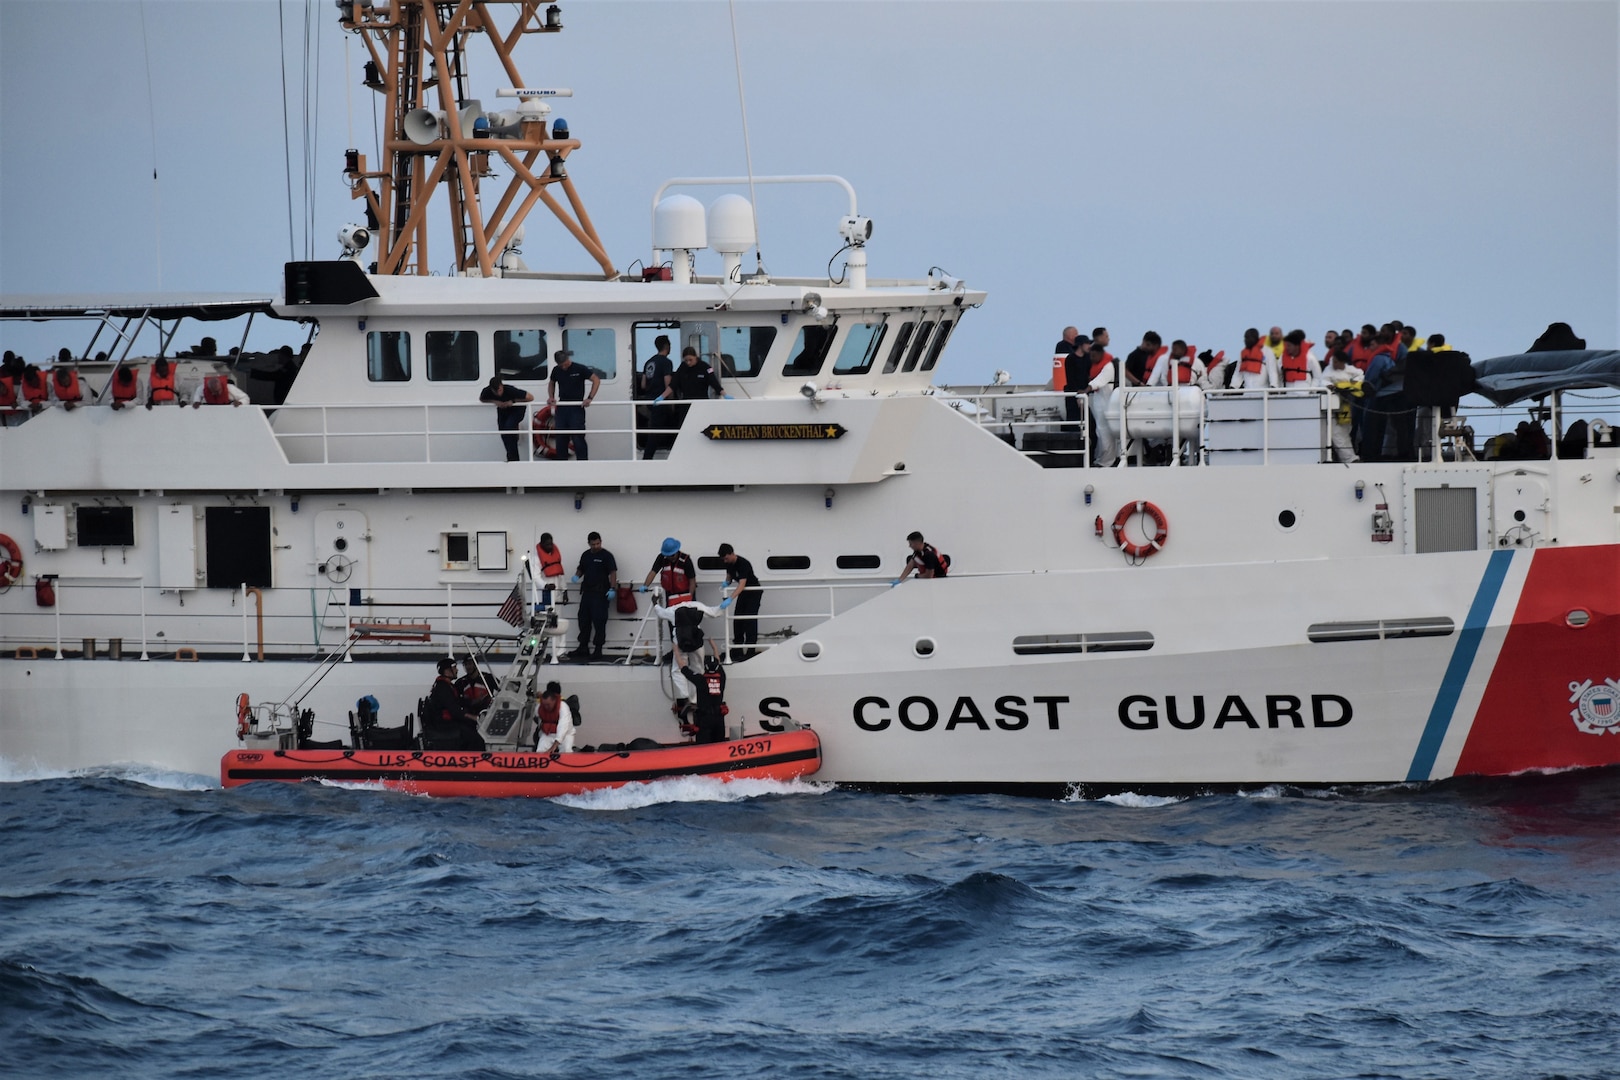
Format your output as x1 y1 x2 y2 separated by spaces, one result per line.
0 293 279 322
1470 349 1620 405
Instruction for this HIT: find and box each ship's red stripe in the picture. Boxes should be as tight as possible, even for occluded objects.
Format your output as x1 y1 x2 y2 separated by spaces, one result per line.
1455 544 1620 776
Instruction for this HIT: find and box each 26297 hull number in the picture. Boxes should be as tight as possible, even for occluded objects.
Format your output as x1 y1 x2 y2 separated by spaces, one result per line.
728 739 772 759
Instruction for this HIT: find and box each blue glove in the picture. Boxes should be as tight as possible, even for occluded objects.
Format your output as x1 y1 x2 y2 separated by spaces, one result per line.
606 588 617 601
570 575 581 584
889 579 901 588
637 584 648 593
718 597 732 610
722 394 734 400
652 395 665 405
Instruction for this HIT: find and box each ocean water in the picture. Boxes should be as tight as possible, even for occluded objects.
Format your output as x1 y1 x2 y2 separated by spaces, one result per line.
2 765 1617 1080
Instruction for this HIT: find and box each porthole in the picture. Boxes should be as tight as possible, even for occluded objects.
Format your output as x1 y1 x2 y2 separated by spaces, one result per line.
799 640 822 661
1566 609 1591 628
333 537 349 552
1513 510 1526 522
766 555 811 571
1277 509 1298 531
836 554 882 571
914 637 936 658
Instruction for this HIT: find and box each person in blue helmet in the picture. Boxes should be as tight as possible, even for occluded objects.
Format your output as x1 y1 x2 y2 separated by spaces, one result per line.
642 536 696 605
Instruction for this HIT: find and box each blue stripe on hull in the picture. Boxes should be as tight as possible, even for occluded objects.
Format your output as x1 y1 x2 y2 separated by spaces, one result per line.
1406 549 1515 782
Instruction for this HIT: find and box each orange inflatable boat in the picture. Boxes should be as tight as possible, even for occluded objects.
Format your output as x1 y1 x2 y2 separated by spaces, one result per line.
220 728 821 797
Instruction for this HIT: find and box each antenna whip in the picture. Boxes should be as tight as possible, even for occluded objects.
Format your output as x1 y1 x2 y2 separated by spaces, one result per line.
728 0 764 273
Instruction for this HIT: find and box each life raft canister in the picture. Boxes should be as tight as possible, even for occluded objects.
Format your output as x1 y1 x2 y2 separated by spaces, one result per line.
531 403 557 458
0 534 23 588
1111 501 1169 560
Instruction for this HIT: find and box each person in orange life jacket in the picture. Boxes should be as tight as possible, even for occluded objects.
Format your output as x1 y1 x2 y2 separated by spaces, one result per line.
1278 330 1323 387
1148 340 1204 387
717 542 761 661
568 531 617 660
534 681 577 754
1359 329 1415 462
481 375 533 461
191 373 248 407
49 365 83 410
535 531 564 608
1347 324 1378 370
424 657 486 750
1122 331 1162 387
20 364 50 414
678 656 728 744
894 530 948 586
146 357 178 408
0 354 23 424
108 365 141 409
1227 328 1272 390
642 536 696 604
456 657 498 712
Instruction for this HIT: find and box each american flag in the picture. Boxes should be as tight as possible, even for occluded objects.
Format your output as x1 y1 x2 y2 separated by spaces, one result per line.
496 582 525 626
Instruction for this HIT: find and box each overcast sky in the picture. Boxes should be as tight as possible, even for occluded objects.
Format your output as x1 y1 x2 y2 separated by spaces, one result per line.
2 1 1615 381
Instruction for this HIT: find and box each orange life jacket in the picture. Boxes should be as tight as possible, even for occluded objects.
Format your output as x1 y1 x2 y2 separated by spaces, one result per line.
1348 340 1376 371
1281 342 1314 384
1088 351 1114 382
0 374 15 407
110 368 139 402
21 371 47 405
202 374 231 404
51 369 82 403
536 544 564 578
1170 344 1199 385
1239 343 1266 375
538 697 561 735
148 364 176 402
660 560 693 603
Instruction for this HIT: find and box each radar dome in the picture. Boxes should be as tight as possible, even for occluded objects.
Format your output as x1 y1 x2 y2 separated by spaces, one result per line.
653 195 707 251
707 194 756 255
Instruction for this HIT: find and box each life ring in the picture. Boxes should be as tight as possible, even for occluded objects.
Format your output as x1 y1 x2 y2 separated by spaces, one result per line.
531 404 557 459
0 533 21 589
1111 501 1168 559
236 693 253 739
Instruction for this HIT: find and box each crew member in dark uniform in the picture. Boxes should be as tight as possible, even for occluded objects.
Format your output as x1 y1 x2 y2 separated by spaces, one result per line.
717 542 762 661
895 530 949 583
456 657 498 711
637 335 675 459
546 348 600 461
424 657 486 750
659 346 726 448
480 376 533 461
1124 331 1163 387
571 531 618 660
678 655 728 744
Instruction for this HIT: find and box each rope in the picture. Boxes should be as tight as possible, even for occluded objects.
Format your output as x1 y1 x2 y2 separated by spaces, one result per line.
277 0 296 260
137 1 162 288
727 0 764 274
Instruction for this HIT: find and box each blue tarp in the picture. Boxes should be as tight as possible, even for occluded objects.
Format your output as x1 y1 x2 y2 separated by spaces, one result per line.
1470 349 1620 405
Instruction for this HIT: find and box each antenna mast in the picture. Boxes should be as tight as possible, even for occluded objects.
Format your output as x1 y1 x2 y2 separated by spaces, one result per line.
335 1 616 279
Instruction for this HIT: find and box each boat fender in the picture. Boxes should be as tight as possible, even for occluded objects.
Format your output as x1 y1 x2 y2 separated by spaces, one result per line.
0 533 22 588
237 693 252 739
1111 501 1169 560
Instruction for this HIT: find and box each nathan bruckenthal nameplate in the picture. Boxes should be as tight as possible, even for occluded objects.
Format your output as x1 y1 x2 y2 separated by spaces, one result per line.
703 423 847 441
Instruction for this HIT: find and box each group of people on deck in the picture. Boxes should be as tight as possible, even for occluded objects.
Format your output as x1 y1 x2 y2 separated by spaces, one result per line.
1055 320 1456 465
1 345 250 424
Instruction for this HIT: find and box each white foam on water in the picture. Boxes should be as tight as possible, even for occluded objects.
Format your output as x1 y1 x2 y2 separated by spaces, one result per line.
553 775 834 811
0 758 217 791
1092 791 1187 808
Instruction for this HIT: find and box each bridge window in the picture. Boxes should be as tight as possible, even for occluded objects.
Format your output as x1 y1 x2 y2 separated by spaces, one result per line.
920 318 954 371
783 323 837 378
426 331 480 382
833 320 888 376
494 329 549 381
718 325 777 378
902 320 937 373
562 327 616 380
367 331 410 382
881 321 916 374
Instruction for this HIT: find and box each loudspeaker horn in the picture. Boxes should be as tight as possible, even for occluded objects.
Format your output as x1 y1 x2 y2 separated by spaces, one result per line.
403 109 444 146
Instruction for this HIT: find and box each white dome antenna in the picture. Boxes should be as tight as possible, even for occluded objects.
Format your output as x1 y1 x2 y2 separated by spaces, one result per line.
653 195 707 284
708 194 755 282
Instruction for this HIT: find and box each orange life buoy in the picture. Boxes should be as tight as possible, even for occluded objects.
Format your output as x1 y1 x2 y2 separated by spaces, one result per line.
531 404 557 459
1111 501 1169 559
236 692 253 739
0 533 22 588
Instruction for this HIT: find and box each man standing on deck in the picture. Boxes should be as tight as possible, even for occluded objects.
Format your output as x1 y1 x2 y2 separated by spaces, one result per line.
570 532 618 660
637 335 675 459
1054 326 1085 426
547 349 600 461
481 375 532 462
717 542 761 661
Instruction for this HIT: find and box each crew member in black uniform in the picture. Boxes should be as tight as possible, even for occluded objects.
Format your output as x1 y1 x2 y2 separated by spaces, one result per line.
570 531 618 660
546 349 600 460
637 335 675 459
895 530 949 583
1124 331 1163 387
658 346 727 448
678 655 728 744
424 657 486 750
480 375 533 461
717 542 762 661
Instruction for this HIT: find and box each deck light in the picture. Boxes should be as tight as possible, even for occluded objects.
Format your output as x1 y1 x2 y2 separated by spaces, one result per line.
1355 480 1365 501
574 492 584 511
1084 484 1094 506
825 488 835 509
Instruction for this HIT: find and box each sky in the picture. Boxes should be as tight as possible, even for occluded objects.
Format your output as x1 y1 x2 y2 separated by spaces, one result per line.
2 0 1616 383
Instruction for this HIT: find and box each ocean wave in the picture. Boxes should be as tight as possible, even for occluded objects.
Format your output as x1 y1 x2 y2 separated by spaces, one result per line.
0 759 216 791
552 775 833 811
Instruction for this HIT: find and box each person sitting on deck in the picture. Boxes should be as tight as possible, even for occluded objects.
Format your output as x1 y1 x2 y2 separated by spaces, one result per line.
534 681 577 754
146 357 178 408
457 658 498 712
50 365 84 411
423 657 486 751
895 531 950 584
